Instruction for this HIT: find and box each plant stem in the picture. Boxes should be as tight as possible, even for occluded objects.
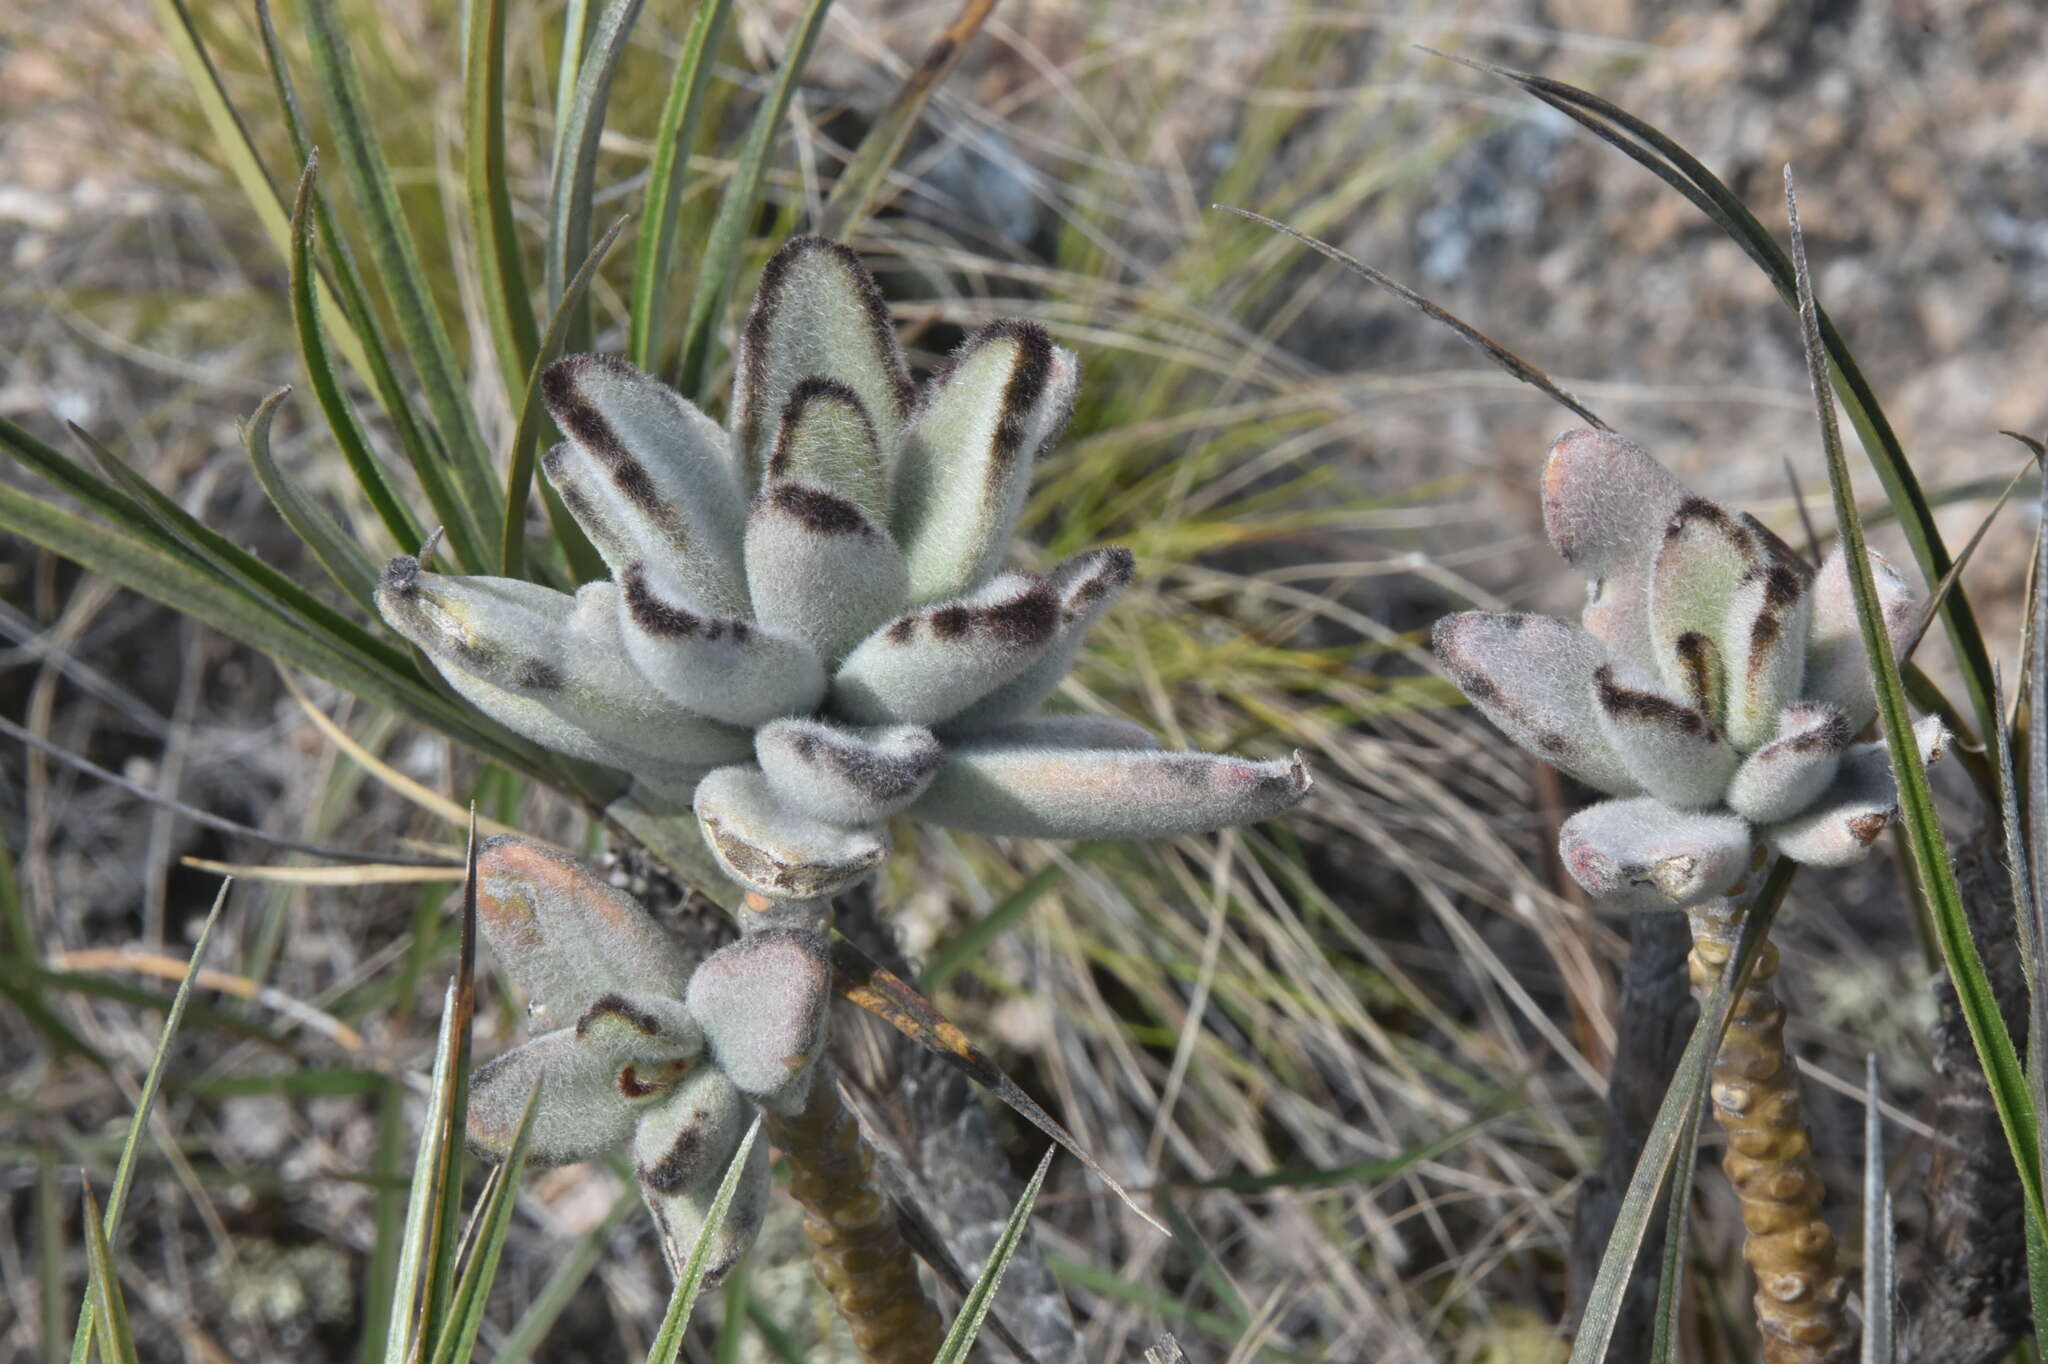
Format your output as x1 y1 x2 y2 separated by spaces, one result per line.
766 1062 945 1364
1685 894 1854 1363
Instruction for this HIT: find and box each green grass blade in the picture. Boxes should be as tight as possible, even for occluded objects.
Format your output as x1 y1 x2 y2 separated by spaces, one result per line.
301 0 500 563
500 217 628 577
671 0 836 399
359 1076 410 1364
68 417 403 671
628 0 737 371
285 156 431 558
1646 1074 1704 1363
78 1188 138 1364
465 0 541 395
815 0 994 240
240 386 382 617
923 859 1075 991
1785 170 2044 1231
931 1147 1056 1364
1569 859 1791 1364
145 0 372 386
1465 55 1999 747
644 1113 766 1364
427 1081 543 1364
545 0 644 356
67 880 230 1364
491 1184 638 1362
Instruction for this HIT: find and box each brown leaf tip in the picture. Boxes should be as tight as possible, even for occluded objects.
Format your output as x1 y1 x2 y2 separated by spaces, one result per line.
740 236 912 446
923 318 1057 475
763 481 874 537
622 563 751 643
1594 664 1709 737
769 376 879 480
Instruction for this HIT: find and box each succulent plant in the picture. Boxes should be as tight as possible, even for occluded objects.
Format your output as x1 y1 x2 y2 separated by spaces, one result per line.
376 235 1310 910
462 837 829 1283
1434 427 1943 911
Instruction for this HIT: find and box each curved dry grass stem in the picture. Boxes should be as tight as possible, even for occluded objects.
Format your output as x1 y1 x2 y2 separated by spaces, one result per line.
1685 895 1853 1363
767 1064 945 1364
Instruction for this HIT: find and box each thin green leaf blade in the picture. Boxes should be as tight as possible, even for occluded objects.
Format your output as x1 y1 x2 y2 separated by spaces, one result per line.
78 1187 138 1364
545 0 644 356
932 1147 1056 1364
240 387 382 616
465 0 541 394
644 1113 767 1364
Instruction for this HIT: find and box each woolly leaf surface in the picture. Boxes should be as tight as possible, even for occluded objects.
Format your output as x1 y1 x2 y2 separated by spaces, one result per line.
1557 797 1753 910
468 1029 686 1166
633 1070 765 1285
475 837 695 1026
742 481 908 666
618 562 826 726
1432 611 1638 795
1719 526 1814 751
1725 702 1851 824
730 236 912 487
944 546 1134 731
541 355 750 615
1762 715 1947 867
1646 497 1759 717
692 763 888 899
573 991 704 1064
1592 664 1739 809
891 321 1079 604
1541 427 1688 575
910 743 1310 839
755 719 942 827
1804 544 1918 732
964 712 1161 752
685 929 831 1116
764 378 889 523
830 571 1060 726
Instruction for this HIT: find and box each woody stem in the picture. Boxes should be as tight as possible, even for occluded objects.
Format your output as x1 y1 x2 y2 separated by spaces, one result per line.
1685 896 1853 1363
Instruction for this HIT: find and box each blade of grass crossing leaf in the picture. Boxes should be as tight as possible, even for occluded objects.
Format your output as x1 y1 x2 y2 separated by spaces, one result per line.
628 0 737 371
644 1114 766 1364
285 159 431 558
500 217 629 576
1464 54 1999 745
545 0 643 356
932 1147 1056 1364
1569 859 1790 1364
923 859 1073 990
145 0 373 386
427 1081 543 1364
491 1185 638 1363
465 0 540 394
301 0 500 566
78 1187 137 1364
1862 1057 1894 1364
672 0 836 398
815 0 996 238
66 880 228 1364
240 387 383 616
1785 170 2043 1228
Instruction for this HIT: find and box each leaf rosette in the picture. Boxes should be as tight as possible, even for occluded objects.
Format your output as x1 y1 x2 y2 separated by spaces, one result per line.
1435 428 1943 910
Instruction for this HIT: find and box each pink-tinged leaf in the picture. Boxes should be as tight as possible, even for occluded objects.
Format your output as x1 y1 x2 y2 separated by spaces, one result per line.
686 929 831 1115
540 354 751 615
1725 702 1851 824
829 572 1061 726
910 743 1310 839
474 837 695 1027
617 562 827 726
890 320 1080 604
1804 544 1918 731
692 764 888 900
742 481 908 666
731 236 914 488
1432 611 1639 795
1592 664 1739 810
755 719 942 827
944 546 1136 731
1558 797 1754 910
1540 428 1689 576
468 1029 691 1166
1763 714 1948 867
632 1070 768 1285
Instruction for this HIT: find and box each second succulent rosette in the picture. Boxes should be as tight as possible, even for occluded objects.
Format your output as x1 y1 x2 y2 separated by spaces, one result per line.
377 236 1309 904
1435 428 1944 910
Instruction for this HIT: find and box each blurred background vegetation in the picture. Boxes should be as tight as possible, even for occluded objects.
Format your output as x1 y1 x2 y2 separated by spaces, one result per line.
1 0 2044 1359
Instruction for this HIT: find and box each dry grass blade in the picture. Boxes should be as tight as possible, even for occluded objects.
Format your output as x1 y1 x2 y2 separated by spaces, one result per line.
1211 203 1609 429
45 947 367 1051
